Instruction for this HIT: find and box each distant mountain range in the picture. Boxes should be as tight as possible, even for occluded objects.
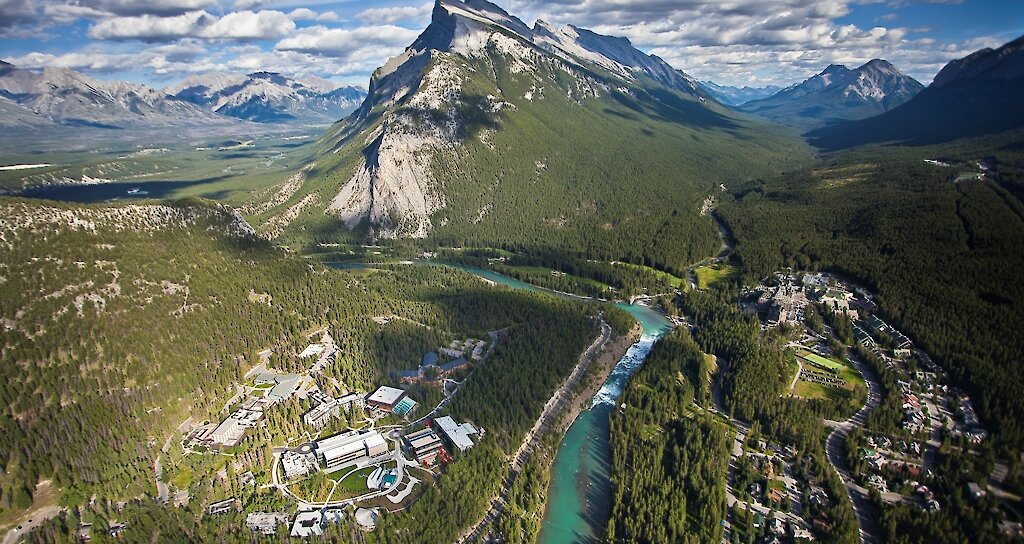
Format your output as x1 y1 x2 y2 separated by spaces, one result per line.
0 61 230 130
809 35 1024 148
698 81 782 106
0 61 367 130
165 72 366 124
739 59 923 127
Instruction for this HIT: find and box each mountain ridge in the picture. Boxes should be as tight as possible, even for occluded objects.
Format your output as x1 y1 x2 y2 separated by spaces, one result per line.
739 58 923 127
166 71 367 124
0 62 234 129
808 35 1024 148
698 80 782 106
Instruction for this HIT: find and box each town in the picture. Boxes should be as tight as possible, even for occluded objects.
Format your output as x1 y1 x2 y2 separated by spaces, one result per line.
715 269 1010 543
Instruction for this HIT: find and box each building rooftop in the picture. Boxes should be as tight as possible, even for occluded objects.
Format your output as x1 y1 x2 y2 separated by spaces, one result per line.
367 386 406 406
422 351 439 367
435 416 477 451
290 511 323 537
438 357 468 373
268 374 302 400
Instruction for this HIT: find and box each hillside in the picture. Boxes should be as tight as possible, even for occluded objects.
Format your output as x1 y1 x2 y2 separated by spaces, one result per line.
0 62 234 130
251 0 809 277
808 35 1024 148
0 196 608 538
740 59 922 128
166 71 367 124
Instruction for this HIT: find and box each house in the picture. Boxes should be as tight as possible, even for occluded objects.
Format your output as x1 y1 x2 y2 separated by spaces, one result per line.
434 416 478 452
238 471 255 487
268 374 303 402
338 392 365 409
967 482 987 500
246 512 288 535
290 511 323 538
355 508 379 531
405 428 444 465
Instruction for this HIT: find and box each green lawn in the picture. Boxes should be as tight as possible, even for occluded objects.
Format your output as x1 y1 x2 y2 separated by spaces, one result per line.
335 466 375 493
694 264 738 289
612 261 687 289
798 351 845 372
793 379 832 400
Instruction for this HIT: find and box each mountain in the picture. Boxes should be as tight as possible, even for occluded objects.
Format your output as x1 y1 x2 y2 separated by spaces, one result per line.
739 59 923 127
166 71 367 124
261 0 807 273
699 80 782 106
808 35 1024 149
0 61 233 129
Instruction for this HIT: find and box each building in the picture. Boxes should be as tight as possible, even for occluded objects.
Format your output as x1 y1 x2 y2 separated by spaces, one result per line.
210 417 246 447
303 398 340 429
338 392 365 410
315 430 389 471
268 374 303 402
438 357 469 376
246 512 288 535
405 428 443 465
367 386 407 412
207 498 235 515
290 511 323 538
434 416 477 452
281 451 317 480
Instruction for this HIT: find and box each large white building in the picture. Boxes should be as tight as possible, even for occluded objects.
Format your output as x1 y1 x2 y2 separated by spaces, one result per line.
210 417 245 447
435 416 478 452
315 430 389 471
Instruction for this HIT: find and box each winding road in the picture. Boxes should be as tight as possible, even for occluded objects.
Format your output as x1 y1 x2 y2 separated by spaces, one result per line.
824 353 883 544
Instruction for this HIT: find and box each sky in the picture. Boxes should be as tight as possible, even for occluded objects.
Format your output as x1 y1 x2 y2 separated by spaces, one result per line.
0 0 1020 90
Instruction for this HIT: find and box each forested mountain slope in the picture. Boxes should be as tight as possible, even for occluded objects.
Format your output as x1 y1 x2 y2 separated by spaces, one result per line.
717 136 1024 448
0 196 603 530
250 0 809 275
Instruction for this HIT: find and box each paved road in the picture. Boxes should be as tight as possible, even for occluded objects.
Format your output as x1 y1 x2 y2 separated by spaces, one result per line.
2 505 63 544
458 318 611 543
824 354 883 544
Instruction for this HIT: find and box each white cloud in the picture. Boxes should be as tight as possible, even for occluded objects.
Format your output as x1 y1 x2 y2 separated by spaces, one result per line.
316 11 340 22
201 10 295 39
276 25 419 59
88 9 295 41
288 8 318 21
357 3 433 25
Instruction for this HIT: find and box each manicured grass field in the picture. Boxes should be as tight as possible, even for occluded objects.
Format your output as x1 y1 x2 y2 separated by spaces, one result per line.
695 263 739 289
798 351 845 372
336 466 375 493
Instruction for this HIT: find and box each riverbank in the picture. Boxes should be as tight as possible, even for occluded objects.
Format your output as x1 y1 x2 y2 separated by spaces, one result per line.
557 323 642 435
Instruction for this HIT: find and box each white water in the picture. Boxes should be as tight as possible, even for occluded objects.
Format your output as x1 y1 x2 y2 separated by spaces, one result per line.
590 333 659 407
